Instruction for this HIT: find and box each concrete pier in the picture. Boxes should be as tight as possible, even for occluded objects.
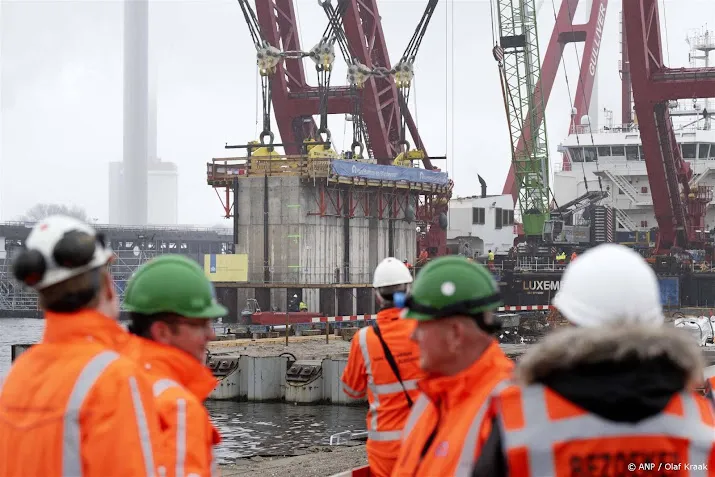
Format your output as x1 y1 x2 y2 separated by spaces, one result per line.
226 174 417 315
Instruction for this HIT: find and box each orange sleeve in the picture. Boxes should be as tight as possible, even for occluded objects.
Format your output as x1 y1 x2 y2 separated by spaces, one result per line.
158 392 215 477
80 359 162 477
341 330 367 399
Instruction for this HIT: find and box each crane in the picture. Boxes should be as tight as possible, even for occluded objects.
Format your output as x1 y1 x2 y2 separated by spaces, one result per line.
622 0 715 255
493 0 551 238
500 0 609 203
220 0 451 257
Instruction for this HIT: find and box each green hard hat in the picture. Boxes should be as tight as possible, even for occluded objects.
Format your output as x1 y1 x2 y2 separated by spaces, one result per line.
401 255 502 321
123 255 228 319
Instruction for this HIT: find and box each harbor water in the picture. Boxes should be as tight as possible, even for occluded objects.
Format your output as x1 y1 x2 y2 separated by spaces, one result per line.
0 318 367 464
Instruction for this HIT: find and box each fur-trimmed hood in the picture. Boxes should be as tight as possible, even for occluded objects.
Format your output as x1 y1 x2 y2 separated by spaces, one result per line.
513 325 705 423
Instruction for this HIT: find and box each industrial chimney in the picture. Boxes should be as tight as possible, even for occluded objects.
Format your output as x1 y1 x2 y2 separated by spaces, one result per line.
478 175 487 198
122 0 149 225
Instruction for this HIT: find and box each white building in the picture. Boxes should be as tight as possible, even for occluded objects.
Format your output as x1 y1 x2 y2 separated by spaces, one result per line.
109 159 178 225
447 194 517 257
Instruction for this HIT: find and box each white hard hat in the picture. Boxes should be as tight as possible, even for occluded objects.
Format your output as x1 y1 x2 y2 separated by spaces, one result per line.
552 243 663 328
372 257 413 288
12 215 114 290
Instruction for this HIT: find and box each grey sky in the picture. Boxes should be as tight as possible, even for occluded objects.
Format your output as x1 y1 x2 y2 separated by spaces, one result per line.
1 0 713 225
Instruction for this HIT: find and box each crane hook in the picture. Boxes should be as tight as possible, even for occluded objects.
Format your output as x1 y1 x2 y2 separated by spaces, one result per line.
259 130 275 146
351 141 364 158
317 128 332 146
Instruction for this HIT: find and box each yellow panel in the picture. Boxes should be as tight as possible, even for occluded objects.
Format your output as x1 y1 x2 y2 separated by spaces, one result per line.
204 254 248 282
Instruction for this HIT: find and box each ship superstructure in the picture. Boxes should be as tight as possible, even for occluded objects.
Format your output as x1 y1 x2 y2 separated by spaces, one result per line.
554 27 715 236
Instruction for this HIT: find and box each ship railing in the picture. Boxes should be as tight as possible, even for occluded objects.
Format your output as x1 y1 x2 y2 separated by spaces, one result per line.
570 124 640 135
490 260 567 273
571 120 704 135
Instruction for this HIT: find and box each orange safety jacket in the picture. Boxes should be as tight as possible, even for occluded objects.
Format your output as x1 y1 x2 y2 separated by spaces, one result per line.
490 382 715 477
341 308 425 477
392 341 514 477
126 337 221 477
707 376 715 405
0 309 161 477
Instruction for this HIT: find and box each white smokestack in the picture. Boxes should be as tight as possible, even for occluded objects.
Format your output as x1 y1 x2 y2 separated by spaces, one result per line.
122 0 149 225
148 42 158 163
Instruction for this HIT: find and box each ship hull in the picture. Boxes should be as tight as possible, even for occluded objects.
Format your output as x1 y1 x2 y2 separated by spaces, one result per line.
496 269 715 310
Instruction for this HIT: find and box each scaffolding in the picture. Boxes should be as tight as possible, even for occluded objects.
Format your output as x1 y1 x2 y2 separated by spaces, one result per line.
0 222 233 315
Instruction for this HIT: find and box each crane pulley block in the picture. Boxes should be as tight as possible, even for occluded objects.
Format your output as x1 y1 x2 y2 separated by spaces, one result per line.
257 44 282 75
393 62 414 89
308 40 336 70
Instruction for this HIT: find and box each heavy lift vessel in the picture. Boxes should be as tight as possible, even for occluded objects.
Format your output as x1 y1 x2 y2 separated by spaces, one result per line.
491 0 715 310
497 0 715 261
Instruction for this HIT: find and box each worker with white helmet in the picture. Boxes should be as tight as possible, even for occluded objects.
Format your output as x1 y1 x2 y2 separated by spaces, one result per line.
472 243 715 477
0 215 161 477
341 257 426 477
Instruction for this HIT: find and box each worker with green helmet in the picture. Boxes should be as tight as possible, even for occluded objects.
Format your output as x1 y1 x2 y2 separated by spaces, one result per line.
123 254 227 477
390 255 514 477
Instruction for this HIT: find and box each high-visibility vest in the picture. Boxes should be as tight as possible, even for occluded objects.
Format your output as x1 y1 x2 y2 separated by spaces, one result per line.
492 383 715 477
341 309 425 477
341 312 424 442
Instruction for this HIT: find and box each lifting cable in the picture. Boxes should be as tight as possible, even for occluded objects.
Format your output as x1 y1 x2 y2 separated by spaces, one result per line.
394 0 439 152
236 0 284 146
490 0 560 214
321 0 370 157
549 0 604 196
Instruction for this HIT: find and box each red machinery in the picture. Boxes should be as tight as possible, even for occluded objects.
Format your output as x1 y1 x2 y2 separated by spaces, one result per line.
622 0 715 254
234 0 450 257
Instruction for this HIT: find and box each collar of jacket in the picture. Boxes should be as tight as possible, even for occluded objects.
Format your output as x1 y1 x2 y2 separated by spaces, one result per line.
515 324 704 386
134 338 218 401
43 309 132 349
418 341 513 410
376 307 402 322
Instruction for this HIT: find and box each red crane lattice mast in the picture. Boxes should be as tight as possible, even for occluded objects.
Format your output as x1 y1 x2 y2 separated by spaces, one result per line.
623 0 715 253
253 0 430 167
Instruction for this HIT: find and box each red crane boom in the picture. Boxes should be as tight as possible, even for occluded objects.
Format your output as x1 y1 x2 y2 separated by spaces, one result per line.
623 0 715 252
253 0 428 166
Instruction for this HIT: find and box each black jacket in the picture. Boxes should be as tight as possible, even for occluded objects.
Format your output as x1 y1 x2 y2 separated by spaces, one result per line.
472 324 705 477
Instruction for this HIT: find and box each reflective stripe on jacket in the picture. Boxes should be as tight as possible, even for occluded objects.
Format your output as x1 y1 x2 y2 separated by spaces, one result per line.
392 341 514 477
341 308 425 477
127 338 221 477
494 383 715 477
0 310 160 477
